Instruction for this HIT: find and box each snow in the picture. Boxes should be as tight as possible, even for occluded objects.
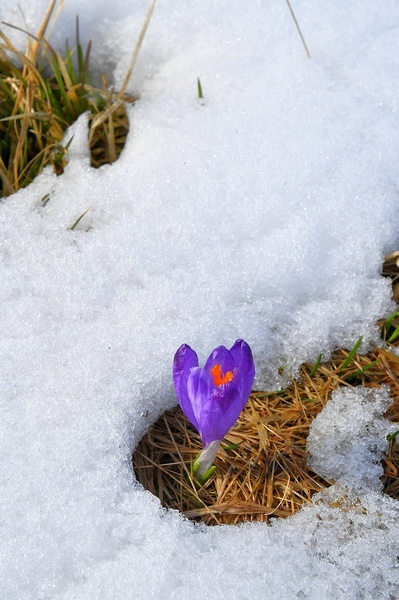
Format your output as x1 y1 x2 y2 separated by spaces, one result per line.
307 386 396 492
1 0 399 598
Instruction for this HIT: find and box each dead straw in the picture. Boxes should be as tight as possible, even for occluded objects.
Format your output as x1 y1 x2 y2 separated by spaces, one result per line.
0 0 153 196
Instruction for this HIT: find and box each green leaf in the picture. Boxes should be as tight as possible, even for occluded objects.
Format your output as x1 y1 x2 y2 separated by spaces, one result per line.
222 440 244 451
196 465 216 486
192 454 216 486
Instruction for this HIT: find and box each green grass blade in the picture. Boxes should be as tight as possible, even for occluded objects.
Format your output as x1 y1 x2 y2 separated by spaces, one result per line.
76 16 84 78
381 311 399 340
81 39 92 86
339 336 363 372
388 326 399 344
344 359 378 382
197 77 203 99
64 40 78 86
222 440 244 451
309 353 323 377
49 53 70 111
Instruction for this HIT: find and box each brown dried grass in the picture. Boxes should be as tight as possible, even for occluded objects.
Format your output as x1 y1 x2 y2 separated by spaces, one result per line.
133 257 399 526
0 0 155 196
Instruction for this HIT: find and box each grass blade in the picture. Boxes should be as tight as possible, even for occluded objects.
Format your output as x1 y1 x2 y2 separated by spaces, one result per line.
344 359 378 382
117 0 156 99
381 311 399 341
284 0 311 59
309 353 323 377
339 336 363 372
197 77 203 99
70 206 92 231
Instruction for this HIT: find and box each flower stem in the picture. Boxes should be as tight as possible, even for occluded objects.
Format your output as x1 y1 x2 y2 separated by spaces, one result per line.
193 440 221 480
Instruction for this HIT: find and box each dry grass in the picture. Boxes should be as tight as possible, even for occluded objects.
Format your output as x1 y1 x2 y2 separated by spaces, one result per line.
133 257 399 525
0 0 155 196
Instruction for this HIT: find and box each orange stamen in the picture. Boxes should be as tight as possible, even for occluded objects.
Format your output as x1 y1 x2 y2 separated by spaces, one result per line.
210 364 234 386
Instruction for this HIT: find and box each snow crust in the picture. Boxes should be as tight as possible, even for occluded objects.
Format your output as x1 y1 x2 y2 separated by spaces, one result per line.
1 1 399 598
308 386 395 492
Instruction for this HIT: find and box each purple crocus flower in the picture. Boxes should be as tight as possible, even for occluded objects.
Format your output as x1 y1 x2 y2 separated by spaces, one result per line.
173 339 255 478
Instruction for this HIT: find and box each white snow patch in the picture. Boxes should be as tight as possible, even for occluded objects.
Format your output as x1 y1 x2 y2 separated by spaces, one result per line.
308 386 395 491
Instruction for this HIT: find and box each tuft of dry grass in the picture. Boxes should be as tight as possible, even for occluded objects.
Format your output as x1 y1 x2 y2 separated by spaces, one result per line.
133 256 399 526
0 0 155 196
134 391 332 526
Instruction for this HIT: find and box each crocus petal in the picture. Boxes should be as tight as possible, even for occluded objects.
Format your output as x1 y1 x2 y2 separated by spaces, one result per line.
199 385 242 446
173 344 199 393
186 367 214 430
173 344 199 428
204 345 235 375
229 339 254 373
229 339 255 403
